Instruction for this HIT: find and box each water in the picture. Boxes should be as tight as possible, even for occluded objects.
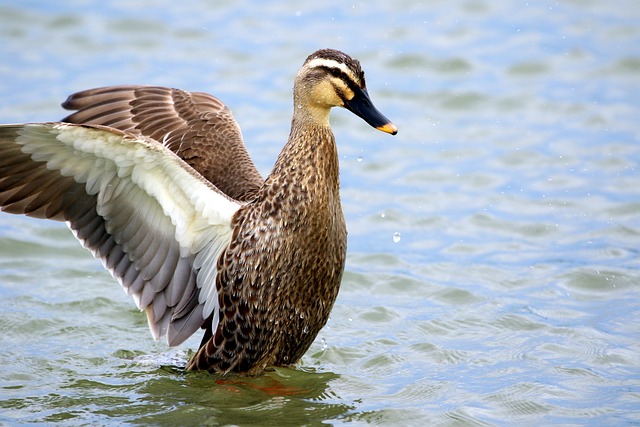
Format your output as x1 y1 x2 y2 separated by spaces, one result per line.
1 0 639 425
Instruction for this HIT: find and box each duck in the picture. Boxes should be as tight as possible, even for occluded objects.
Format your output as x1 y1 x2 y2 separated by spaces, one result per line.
0 48 397 375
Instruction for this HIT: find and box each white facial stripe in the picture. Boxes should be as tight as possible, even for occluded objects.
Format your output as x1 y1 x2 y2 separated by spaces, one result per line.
306 57 359 85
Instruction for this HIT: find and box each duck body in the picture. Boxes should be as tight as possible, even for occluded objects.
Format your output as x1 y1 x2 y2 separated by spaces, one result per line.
0 49 396 374
194 122 347 373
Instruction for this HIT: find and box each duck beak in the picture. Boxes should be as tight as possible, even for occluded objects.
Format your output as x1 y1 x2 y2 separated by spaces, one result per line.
344 87 398 135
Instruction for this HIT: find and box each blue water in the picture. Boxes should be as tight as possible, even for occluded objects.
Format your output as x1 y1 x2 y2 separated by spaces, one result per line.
1 0 639 425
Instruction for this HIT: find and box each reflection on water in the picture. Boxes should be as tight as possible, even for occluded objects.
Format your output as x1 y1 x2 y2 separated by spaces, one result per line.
61 366 347 425
1 0 639 425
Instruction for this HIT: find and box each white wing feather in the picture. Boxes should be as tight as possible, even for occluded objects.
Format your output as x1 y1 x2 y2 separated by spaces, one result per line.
7 123 241 345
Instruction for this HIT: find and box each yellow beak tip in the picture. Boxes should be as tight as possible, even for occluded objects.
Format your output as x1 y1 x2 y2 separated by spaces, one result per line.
377 122 398 135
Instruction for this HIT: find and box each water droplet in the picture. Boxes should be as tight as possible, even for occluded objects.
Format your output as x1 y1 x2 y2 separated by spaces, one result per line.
357 156 363 162
393 232 401 243
303 325 309 334
321 337 327 350
283 355 289 362
299 312 305 319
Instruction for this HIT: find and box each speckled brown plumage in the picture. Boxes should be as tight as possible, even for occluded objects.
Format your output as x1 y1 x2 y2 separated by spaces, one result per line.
189 122 347 373
0 49 396 375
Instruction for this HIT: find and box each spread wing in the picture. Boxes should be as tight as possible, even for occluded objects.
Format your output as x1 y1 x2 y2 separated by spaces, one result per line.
0 123 241 346
62 85 263 202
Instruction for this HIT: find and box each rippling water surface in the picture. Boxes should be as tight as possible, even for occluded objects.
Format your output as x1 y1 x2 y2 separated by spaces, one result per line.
1 0 639 425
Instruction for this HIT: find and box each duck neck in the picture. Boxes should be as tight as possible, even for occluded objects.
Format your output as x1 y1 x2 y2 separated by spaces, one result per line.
266 115 340 196
263 116 340 213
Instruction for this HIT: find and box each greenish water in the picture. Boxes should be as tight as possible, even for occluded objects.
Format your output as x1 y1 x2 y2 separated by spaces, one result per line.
1 0 639 425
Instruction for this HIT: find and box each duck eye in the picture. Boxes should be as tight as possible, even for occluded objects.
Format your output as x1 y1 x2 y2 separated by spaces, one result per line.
330 68 341 77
